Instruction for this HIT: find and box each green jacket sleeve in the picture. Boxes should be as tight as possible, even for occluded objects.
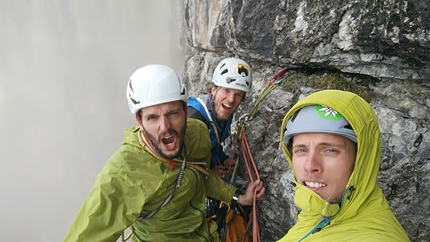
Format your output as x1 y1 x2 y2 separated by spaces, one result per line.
205 171 236 203
63 148 156 242
186 118 237 203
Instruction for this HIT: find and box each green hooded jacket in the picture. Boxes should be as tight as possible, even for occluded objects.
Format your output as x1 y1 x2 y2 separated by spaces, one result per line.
64 118 236 242
278 90 409 241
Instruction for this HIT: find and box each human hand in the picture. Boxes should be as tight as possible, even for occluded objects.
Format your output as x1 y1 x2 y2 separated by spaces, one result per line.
238 180 265 206
211 165 230 179
222 158 236 167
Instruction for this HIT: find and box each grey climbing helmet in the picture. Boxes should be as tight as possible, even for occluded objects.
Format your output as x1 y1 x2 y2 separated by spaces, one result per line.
283 104 357 147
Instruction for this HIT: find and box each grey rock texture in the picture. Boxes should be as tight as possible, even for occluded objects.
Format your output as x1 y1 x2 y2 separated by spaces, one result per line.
179 1 430 241
183 0 429 80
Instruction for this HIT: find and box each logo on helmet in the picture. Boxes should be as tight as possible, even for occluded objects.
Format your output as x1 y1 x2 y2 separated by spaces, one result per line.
315 104 343 120
238 64 249 77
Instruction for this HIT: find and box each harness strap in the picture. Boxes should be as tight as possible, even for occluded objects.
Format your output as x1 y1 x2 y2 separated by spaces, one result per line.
137 155 187 221
195 97 221 146
121 157 186 242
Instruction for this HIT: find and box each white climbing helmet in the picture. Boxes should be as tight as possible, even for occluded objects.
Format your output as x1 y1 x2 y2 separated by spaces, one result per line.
283 104 357 147
212 57 252 93
127 64 188 114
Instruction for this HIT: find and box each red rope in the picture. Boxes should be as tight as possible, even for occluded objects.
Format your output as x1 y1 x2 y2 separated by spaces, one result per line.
240 132 260 242
226 67 291 242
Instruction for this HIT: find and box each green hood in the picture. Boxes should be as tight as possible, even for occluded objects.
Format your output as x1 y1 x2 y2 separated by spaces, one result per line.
278 90 409 241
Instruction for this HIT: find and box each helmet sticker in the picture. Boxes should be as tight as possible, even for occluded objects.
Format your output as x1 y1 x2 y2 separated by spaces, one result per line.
316 104 343 120
238 64 249 77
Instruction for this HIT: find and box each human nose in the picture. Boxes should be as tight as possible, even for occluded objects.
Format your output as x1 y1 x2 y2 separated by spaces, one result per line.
159 116 171 132
226 92 235 102
304 151 322 173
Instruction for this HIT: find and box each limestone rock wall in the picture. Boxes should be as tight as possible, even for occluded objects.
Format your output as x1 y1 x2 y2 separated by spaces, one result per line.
179 1 430 241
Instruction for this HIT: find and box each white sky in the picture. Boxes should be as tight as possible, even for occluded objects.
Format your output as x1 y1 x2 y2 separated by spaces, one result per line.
0 1 184 241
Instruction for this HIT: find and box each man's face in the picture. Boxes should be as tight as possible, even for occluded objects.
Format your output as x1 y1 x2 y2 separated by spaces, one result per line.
211 86 245 122
291 133 356 202
136 101 187 159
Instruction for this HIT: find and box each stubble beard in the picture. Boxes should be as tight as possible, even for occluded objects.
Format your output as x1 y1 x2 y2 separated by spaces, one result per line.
147 126 186 160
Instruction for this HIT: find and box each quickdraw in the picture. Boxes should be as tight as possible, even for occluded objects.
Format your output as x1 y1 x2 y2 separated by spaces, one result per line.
234 67 290 139
228 67 291 242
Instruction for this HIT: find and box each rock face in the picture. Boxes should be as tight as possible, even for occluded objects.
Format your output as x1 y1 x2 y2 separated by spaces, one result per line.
179 1 430 241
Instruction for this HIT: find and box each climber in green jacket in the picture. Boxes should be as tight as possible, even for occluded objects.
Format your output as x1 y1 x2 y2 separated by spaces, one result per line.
278 89 409 241
63 64 265 242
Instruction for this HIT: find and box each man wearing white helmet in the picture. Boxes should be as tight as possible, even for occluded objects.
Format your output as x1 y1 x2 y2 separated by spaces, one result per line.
187 57 253 241
63 64 265 242
187 57 252 178
278 89 409 241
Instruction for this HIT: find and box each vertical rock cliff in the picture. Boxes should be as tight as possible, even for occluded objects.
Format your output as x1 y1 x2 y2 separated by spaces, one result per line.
179 1 430 241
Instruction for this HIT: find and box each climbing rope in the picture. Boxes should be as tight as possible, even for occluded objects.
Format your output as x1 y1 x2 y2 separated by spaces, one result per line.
229 67 291 242
229 67 290 177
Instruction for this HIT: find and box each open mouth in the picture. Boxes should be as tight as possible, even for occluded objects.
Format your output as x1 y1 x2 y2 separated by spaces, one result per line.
222 103 232 110
161 135 176 150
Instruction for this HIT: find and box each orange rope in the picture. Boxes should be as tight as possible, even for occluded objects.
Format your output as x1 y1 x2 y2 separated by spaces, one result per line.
228 67 292 242
241 132 260 242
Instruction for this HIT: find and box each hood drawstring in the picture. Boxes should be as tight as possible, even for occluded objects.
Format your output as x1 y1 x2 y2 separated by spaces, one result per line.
289 181 296 193
299 216 332 242
305 186 356 239
346 186 356 200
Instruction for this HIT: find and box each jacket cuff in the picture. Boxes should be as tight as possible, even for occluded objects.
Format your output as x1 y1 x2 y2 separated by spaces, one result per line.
230 189 240 210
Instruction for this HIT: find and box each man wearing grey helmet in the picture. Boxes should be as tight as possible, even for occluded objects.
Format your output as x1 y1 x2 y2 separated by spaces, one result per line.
278 89 409 241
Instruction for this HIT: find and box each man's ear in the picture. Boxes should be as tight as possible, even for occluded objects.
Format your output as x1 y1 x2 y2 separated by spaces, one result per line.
183 102 188 117
241 92 247 102
135 111 144 130
210 86 217 96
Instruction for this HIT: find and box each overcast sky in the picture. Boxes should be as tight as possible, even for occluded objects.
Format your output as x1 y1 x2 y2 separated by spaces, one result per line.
0 1 184 241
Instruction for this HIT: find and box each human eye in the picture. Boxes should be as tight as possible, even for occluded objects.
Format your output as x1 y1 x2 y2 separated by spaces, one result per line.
293 148 306 154
325 148 339 154
168 110 180 116
146 115 157 121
